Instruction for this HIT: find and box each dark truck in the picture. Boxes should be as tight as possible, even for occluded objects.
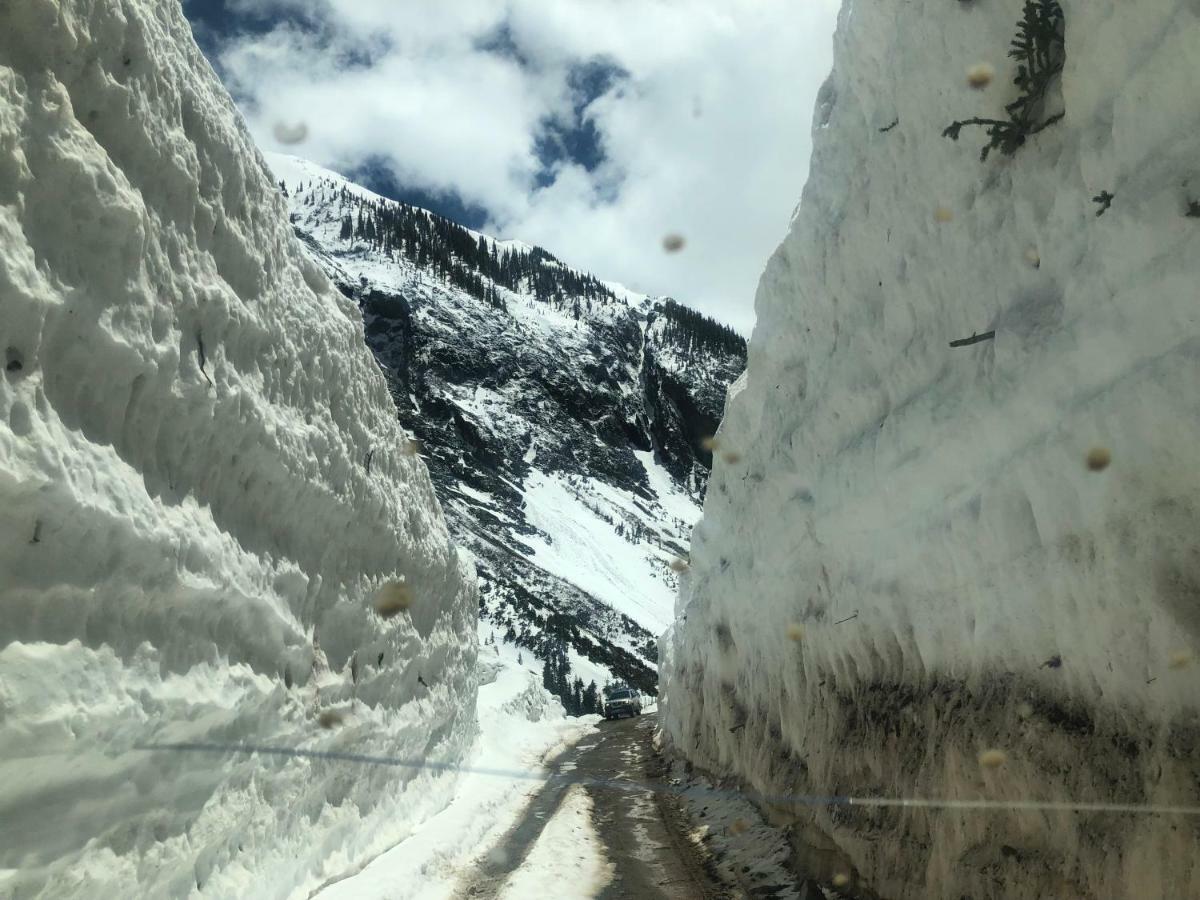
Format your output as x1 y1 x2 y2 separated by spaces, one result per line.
601 684 642 720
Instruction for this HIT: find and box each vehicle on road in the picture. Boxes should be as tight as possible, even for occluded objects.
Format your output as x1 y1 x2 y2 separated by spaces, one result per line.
602 685 642 719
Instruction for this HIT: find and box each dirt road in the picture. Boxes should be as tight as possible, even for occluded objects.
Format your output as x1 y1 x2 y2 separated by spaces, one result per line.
456 712 732 899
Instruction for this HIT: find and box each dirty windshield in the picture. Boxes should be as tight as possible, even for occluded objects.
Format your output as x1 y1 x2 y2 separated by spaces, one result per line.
1 0 1197 898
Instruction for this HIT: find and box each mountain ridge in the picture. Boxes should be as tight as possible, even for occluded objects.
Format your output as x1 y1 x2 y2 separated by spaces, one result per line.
267 152 746 701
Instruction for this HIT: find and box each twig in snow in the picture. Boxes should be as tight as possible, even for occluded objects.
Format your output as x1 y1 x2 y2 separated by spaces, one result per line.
30 520 41 544
834 612 859 625
1041 654 1062 669
729 722 746 734
1093 191 1114 217
365 449 375 473
949 330 996 348
196 331 213 386
879 118 899 133
417 674 429 688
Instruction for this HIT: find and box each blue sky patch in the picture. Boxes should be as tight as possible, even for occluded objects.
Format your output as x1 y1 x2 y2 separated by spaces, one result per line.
181 2 626 228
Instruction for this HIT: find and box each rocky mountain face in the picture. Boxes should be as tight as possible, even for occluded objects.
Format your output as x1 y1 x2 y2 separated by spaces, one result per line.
268 154 746 698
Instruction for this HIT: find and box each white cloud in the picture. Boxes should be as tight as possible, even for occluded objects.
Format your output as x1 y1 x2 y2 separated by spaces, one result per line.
215 0 839 333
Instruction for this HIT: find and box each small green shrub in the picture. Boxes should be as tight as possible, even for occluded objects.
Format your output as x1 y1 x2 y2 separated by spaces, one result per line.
944 0 1066 161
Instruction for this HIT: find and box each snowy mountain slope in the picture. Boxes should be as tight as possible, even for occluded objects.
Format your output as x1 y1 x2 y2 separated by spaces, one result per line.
661 0 1200 897
0 2 476 898
268 153 745 697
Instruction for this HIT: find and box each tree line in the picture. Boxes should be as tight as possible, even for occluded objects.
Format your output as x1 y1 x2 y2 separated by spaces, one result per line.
656 298 747 358
286 178 615 314
541 639 602 716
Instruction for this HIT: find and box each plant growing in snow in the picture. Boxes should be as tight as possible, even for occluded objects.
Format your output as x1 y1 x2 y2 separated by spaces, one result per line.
944 0 1066 161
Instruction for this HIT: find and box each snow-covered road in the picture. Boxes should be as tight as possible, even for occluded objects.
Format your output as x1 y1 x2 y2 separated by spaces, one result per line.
495 786 611 899
454 713 727 900
312 636 595 900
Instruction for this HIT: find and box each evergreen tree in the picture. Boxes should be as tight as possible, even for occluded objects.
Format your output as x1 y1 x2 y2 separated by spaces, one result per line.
944 0 1066 161
556 647 569 697
657 299 746 359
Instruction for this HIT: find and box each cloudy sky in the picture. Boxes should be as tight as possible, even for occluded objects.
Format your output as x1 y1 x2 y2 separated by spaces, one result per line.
183 0 840 333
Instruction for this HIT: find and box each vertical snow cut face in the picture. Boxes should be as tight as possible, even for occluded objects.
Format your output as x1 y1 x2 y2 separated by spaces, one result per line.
662 0 1200 898
0 1 476 897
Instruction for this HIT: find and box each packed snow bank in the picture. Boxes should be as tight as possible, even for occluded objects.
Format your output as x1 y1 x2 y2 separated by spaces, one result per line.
661 0 1200 897
0 1 475 897
314 627 596 900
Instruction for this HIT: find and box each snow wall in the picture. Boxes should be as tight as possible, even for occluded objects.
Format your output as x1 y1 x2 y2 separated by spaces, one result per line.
0 1 477 897
660 0 1200 897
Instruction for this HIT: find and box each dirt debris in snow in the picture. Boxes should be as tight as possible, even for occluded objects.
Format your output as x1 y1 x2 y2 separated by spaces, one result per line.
1168 650 1193 670
662 233 687 253
374 581 415 617
978 748 1009 769
1085 446 1112 472
317 709 346 730
966 62 995 89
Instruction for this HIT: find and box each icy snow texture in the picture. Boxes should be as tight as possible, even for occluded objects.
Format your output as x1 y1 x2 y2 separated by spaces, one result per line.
662 0 1200 897
0 1 475 897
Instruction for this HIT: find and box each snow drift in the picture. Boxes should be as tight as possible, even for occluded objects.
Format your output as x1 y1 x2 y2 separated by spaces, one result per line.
661 0 1200 897
0 1 476 897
